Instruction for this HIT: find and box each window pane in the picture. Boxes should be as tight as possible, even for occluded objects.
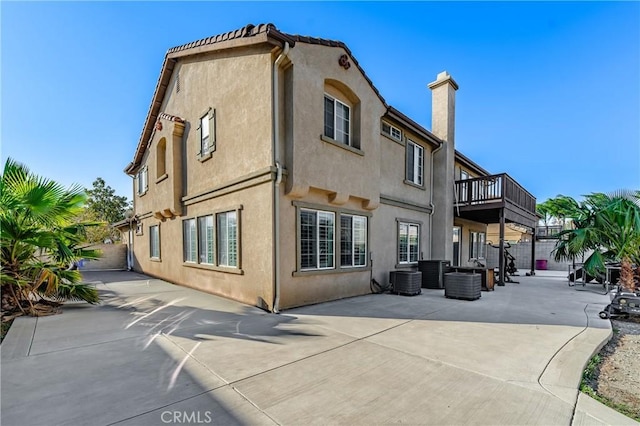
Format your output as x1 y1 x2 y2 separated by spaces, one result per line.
409 224 419 262
340 215 353 266
335 101 350 145
150 226 159 258
399 224 408 263
406 143 415 182
300 210 317 269
318 212 334 268
415 145 423 186
324 96 334 139
391 127 401 140
217 211 238 267
353 216 367 266
198 216 214 264
183 219 196 262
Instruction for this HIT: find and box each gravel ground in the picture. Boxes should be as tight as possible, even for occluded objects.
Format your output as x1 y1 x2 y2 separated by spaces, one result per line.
586 316 640 420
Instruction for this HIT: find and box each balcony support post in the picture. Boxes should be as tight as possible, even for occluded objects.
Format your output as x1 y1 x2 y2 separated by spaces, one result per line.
498 209 505 286
530 226 536 276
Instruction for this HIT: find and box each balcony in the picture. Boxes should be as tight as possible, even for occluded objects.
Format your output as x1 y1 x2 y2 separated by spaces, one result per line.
454 173 537 228
536 225 563 239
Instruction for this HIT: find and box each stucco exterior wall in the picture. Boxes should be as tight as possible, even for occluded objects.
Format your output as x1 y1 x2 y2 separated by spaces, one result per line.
454 217 488 267
133 181 274 309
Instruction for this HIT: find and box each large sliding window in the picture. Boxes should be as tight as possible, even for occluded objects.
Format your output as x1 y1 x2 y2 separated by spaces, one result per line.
340 214 367 267
398 222 420 264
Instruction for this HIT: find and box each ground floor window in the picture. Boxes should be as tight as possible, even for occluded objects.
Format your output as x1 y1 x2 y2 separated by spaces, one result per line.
300 209 335 270
398 222 420 264
470 231 486 259
217 211 238 267
183 209 240 269
149 225 160 259
340 214 367 267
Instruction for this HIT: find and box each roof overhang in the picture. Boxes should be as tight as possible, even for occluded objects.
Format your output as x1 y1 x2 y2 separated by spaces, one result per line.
385 106 442 148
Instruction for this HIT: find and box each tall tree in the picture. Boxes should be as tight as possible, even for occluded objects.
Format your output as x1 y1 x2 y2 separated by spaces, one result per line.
85 178 129 242
86 177 129 224
1 158 100 315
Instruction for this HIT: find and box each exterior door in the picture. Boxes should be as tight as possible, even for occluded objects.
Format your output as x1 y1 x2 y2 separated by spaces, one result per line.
452 226 461 266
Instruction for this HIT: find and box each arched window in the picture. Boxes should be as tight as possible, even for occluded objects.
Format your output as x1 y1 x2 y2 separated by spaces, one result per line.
156 138 167 178
323 79 361 149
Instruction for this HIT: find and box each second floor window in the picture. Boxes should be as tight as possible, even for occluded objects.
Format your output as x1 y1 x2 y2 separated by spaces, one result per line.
199 109 216 157
137 166 148 195
324 95 350 146
406 140 424 186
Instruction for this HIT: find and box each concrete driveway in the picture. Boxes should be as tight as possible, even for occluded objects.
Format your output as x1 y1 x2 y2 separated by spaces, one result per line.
1 270 635 425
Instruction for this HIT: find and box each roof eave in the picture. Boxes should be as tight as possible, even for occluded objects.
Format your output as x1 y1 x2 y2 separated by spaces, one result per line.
385 106 442 148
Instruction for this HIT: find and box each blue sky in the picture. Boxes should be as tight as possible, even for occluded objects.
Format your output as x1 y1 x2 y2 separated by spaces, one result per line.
2 2 639 203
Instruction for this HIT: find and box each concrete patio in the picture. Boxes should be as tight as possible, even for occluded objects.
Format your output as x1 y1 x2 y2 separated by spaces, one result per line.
1 270 635 425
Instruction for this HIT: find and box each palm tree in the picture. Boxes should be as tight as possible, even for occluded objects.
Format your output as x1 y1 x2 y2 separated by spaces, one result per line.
1 158 100 315
553 190 640 284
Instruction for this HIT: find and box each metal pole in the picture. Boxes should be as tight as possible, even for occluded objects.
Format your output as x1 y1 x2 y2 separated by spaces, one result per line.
530 226 536 276
498 209 505 286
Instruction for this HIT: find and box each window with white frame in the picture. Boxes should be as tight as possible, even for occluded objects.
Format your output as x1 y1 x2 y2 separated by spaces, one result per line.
324 95 350 146
398 222 420 264
183 219 197 262
300 209 335 270
199 109 216 156
406 140 424 186
340 214 367 267
198 215 214 264
381 121 402 141
149 225 160 259
137 166 148 195
217 211 238 267
469 231 486 259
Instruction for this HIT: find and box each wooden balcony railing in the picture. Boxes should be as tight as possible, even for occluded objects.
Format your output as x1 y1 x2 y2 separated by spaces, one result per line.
454 173 536 214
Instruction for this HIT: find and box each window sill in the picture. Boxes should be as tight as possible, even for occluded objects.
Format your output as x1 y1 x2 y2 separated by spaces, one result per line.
150 257 161 262
320 135 364 156
394 263 418 269
403 179 425 190
197 152 213 163
293 265 370 277
156 174 168 184
183 262 244 275
137 190 148 197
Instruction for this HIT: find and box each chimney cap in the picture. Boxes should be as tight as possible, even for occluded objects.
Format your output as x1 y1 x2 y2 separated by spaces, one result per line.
428 71 459 91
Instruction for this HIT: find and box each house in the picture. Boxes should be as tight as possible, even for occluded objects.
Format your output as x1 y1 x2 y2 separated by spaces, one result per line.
119 23 537 311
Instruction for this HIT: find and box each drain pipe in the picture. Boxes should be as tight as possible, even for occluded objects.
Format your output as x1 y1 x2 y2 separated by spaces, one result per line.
272 42 290 314
429 141 444 260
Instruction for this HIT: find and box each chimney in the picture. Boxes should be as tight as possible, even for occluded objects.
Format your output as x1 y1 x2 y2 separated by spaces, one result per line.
428 71 458 262
428 71 458 145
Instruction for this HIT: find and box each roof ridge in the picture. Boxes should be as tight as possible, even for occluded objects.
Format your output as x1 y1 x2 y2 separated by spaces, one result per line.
166 23 276 55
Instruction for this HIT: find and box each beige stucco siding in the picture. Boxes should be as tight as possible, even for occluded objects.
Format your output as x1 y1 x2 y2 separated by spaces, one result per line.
284 44 385 207
454 217 488 267
164 46 275 198
133 181 274 309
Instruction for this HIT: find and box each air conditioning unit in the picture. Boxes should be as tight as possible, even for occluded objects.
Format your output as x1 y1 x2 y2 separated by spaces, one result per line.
444 272 481 300
418 260 451 289
390 271 422 296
